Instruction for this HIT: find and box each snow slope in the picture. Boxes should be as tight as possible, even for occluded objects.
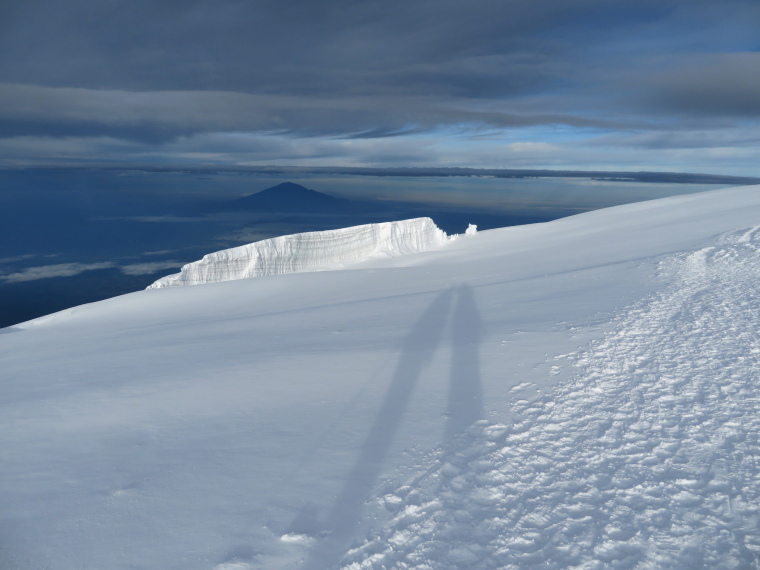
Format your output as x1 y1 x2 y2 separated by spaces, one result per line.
148 217 451 288
2 186 760 569
344 227 760 569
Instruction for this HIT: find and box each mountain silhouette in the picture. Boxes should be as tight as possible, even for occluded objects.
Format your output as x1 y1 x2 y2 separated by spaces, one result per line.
199 181 546 237
225 182 362 213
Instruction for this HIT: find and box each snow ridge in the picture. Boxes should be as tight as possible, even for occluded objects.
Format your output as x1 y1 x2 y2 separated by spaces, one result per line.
342 225 760 569
148 217 452 289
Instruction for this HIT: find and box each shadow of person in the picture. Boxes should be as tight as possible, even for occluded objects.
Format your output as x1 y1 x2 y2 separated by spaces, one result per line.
444 283 483 447
301 289 453 569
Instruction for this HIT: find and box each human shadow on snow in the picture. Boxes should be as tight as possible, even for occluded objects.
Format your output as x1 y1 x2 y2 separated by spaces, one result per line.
445 284 483 447
301 284 483 569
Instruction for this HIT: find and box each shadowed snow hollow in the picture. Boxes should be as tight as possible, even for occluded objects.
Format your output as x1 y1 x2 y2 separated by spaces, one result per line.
148 217 456 288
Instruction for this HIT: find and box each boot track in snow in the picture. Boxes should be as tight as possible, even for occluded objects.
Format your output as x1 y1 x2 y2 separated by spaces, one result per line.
341 226 760 569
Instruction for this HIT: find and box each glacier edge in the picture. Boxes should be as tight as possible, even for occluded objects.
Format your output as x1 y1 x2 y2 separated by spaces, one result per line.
147 217 458 289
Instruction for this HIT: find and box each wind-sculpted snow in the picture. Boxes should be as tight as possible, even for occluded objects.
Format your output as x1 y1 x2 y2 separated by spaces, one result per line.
148 217 452 288
342 226 760 569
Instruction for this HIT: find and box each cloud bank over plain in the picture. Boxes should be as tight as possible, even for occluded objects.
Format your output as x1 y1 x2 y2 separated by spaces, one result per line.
0 260 185 283
1 0 759 173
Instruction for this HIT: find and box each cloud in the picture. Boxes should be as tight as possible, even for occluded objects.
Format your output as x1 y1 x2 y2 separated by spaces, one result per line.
0 0 593 93
119 261 183 276
0 0 759 173
1 262 116 283
0 83 611 144
91 214 209 223
140 250 177 257
1 259 193 281
640 53 760 117
0 254 39 265
589 128 760 151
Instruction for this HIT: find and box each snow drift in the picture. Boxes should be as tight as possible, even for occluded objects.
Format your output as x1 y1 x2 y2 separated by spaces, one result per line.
148 217 452 288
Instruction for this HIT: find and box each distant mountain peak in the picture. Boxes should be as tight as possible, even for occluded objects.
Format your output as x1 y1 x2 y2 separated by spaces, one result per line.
244 181 340 200
226 181 360 213
255 182 321 195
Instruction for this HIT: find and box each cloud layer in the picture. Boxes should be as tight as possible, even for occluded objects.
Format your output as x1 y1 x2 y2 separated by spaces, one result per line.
1 0 759 172
1 262 116 283
0 260 187 283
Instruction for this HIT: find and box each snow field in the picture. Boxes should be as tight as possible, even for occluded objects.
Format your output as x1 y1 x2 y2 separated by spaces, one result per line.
341 225 760 569
4 185 760 569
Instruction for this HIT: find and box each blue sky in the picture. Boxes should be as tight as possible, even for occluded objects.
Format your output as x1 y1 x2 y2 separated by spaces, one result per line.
2 0 760 175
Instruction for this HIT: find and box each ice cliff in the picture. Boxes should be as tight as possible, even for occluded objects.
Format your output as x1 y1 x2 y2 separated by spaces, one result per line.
148 217 458 289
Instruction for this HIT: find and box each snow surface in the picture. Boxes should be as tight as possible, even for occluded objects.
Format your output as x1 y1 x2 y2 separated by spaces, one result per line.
148 217 451 288
2 186 760 569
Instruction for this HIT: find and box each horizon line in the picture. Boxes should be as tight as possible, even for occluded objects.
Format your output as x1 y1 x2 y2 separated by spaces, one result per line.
2 164 759 186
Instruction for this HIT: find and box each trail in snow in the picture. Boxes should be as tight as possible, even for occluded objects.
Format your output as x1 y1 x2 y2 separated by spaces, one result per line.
341 226 760 569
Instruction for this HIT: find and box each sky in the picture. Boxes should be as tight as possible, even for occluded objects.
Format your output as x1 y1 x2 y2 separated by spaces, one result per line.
2 0 760 175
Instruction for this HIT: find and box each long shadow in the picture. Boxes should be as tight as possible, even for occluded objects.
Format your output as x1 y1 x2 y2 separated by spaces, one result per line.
301 289 453 569
444 284 483 446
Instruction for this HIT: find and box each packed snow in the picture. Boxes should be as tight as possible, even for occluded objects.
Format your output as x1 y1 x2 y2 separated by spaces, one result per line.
148 217 451 288
2 186 760 569
343 227 760 569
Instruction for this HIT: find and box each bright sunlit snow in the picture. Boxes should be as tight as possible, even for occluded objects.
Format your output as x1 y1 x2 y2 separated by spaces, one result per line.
2 186 760 569
148 217 452 289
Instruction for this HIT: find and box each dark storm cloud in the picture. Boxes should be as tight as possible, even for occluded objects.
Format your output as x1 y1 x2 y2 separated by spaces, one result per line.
0 83 613 143
641 53 760 117
0 0 585 93
0 0 759 163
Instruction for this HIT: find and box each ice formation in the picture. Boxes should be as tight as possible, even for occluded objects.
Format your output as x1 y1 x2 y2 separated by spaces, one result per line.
148 217 451 288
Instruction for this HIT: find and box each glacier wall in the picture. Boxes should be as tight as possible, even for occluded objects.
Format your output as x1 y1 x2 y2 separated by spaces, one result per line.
148 217 455 289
